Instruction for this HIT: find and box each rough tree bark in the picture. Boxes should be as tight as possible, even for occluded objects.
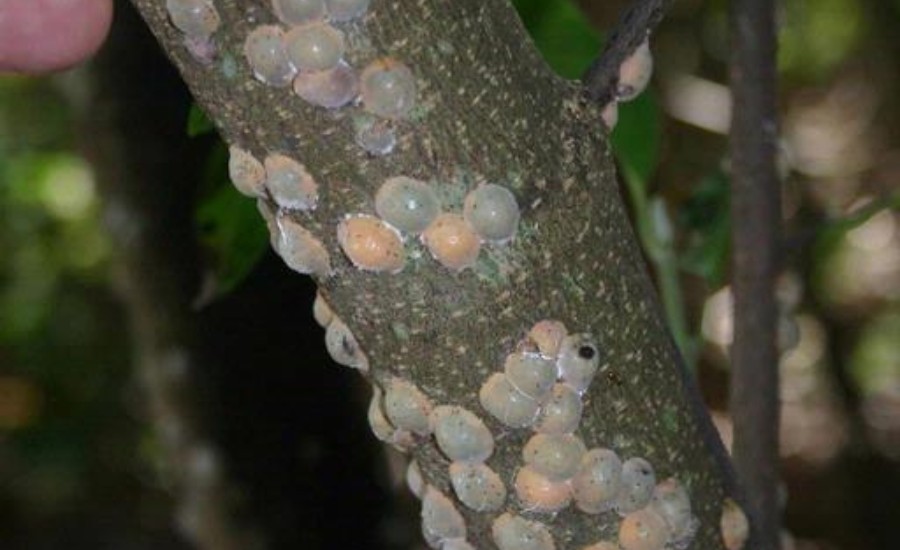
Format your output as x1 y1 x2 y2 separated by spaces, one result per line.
129 0 745 548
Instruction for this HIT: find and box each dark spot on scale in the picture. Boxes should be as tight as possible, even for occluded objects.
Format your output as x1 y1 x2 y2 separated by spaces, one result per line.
578 344 596 360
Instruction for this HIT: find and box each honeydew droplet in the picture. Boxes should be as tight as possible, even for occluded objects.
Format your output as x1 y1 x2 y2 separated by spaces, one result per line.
528 320 568 359
514 466 572 513
422 487 467 545
325 317 369 371
285 22 345 72
449 461 506 512
361 58 417 119
264 154 319 211
430 405 494 463
720 499 749 550
523 433 587 482
313 292 334 327
505 352 556 400
244 26 297 87
478 372 540 429
272 0 326 25
375 176 441 234
406 460 424 499
618 508 668 550
615 457 656 514
491 513 556 550
337 215 406 272
383 378 433 436
355 117 397 155
227 146 266 198
463 184 520 242
422 213 481 271
557 333 600 394
535 383 583 435
293 60 359 108
650 478 695 545
572 448 623 514
166 0 220 38
617 39 653 102
325 0 370 21
274 215 331 277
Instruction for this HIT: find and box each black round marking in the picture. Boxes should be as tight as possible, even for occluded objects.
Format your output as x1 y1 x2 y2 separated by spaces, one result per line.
578 344 596 360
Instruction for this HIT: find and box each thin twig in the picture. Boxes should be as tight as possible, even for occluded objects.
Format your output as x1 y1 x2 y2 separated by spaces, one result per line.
728 0 782 545
582 0 674 105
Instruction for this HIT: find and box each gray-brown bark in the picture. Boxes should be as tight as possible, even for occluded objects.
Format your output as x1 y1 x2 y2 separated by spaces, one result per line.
130 0 743 548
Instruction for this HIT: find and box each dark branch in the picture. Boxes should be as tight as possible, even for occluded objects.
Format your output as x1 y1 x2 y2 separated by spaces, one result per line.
728 0 782 545
582 0 673 105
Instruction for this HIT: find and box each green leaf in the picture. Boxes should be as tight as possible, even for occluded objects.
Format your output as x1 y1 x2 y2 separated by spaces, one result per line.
678 170 731 285
195 180 269 301
612 92 662 185
512 0 601 78
186 104 216 137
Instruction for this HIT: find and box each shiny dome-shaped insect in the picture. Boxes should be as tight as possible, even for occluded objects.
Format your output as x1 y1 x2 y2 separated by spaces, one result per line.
244 25 297 87
324 317 369 371
375 176 441 234
422 213 481 271
324 0 370 21
406 459 424 499
617 39 653 102
650 478 696 544
504 352 557 400
430 405 494 463
557 333 601 394
293 60 359 109
478 372 540 429
383 377 433 436
421 487 467 545
615 457 656 514
272 0 326 25
166 0 220 38
312 292 334 328
264 154 319 210
514 466 572 513
449 461 506 512
491 513 556 550
528 320 568 358
619 508 669 550
360 58 417 119
463 183 520 243
572 447 623 514
284 22 345 72
273 215 331 277
523 433 587 482
337 214 405 272
535 383 583 435
227 146 266 198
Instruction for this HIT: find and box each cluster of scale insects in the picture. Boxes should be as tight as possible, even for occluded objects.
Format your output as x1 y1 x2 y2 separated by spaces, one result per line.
165 2 750 548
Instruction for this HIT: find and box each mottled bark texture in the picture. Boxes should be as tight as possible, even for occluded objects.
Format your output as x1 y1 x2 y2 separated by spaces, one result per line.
130 0 741 548
729 0 782 546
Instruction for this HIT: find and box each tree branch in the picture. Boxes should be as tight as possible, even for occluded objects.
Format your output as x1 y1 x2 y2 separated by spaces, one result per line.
728 0 782 546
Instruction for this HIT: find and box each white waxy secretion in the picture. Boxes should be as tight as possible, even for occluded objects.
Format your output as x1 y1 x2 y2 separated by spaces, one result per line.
313 292 334 327
514 466 572 513
491 513 556 550
430 405 494 463
617 39 653 102
293 60 359 108
421 487 467 545
264 154 319 211
523 433 587 482
557 333 600 394
619 508 669 550
650 478 695 544
422 213 481 271
325 318 369 371
274 215 331 277
227 146 266 198
535 383 583 435
504 352 557 400
272 0 326 25
360 58 417 119
479 372 540 429
285 22 345 72
375 176 441 234
463 183 520 242
166 0 220 38
325 0 370 21
528 320 568 358
244 26 297 87
615 457 656 514
383 378 433 436
572 448 623 514
449 461 506 512
337 215 405 272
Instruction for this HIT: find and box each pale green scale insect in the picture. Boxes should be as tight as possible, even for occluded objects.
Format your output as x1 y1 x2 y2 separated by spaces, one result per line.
264 153 319 211
293 60 359 109
285 22 345 72
355 117 397 155
166 0 220 38
615 457 657 514
375 176 441 234
383 378 433 436
557 333 601 394
325 0 370 21
273 214 331 277
504 352 556 400
522 433 587 482
572 448 623 514
449 461 506 512
619 508 669 550
421 487 467 547
534 383 583 435
227 146 266 198
491 513 556 550
272 0 326 25
325 317 369 371
478 372 540 429
244 26 297 88
430 405 494 463
360 58 417 119
514 466 572 512
463 183 520 243
650 478 697 545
